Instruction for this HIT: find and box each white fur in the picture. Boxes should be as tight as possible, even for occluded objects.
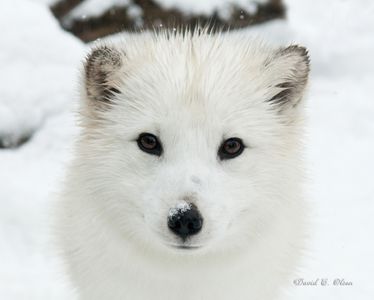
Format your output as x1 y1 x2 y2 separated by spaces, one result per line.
56 30 309 300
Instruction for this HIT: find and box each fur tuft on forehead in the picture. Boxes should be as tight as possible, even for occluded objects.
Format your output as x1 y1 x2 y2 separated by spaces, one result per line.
82 29 310 118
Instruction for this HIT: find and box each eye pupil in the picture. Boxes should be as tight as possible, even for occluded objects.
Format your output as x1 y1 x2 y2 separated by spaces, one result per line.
225 140 240 153
219 138 244 160
141 135 156 149
137 133 162 156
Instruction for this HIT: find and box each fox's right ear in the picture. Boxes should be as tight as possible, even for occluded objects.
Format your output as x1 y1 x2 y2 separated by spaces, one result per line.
83 45 124 111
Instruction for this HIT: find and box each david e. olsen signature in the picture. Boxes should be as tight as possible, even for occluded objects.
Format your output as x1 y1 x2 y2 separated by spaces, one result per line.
293 278 353 287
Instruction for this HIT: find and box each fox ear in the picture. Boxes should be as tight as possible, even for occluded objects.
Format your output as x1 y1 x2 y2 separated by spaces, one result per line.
83 45 124 110
266 45 310 111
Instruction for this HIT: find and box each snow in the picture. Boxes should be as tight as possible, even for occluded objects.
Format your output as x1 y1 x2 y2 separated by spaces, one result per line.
0 0 373 299
68 0 130 20
65 0 269 23
63 0 145 29
0 0 84 298
0 0 84 148
29 0 59 5
284 1 374 299
169 202 191 218
155 0 268 16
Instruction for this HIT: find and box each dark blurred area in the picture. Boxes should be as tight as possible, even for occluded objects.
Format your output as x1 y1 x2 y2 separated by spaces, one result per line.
51 0 285 42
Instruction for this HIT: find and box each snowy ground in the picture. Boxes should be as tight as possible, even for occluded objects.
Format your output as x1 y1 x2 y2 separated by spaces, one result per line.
0 0 373 299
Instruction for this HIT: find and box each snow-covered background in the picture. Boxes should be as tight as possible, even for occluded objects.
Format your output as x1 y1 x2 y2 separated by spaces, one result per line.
0 0 373 299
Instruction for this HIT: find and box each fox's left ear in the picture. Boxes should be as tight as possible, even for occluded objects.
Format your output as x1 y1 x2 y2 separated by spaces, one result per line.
266 45 310 111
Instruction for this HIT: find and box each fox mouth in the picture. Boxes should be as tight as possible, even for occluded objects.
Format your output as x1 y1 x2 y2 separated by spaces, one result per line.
168 243 202 250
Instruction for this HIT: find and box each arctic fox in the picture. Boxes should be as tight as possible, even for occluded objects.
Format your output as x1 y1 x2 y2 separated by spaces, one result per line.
57 29 310 300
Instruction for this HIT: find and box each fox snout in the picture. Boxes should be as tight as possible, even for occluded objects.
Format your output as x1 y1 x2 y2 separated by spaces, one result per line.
167 203 203 240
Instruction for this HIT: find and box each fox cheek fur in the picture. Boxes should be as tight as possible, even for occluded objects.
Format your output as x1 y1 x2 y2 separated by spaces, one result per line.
57 30 310 300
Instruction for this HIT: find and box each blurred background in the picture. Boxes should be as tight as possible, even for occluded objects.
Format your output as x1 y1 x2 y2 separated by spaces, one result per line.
0 0 373 299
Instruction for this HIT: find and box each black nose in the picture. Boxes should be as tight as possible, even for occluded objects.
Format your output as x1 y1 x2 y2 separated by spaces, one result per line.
167 204 203 240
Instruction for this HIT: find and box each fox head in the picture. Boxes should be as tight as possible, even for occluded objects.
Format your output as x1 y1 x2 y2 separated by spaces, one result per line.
76 30 309 256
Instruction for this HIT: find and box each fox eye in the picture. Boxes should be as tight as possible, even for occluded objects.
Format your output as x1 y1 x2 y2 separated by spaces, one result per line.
137 133 162 156
218 138 244 160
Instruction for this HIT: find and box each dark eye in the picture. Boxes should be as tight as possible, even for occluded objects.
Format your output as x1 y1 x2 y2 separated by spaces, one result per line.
137 133 162 156
218 137 244 160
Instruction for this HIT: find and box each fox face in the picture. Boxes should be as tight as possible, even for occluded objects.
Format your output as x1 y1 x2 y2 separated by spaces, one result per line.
76 31 309 256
